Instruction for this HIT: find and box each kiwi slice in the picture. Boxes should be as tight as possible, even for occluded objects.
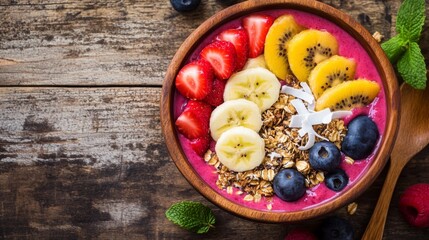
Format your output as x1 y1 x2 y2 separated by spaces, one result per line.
288 29 339 82
315 79 380 111
308 55 356 99
264 15 304 80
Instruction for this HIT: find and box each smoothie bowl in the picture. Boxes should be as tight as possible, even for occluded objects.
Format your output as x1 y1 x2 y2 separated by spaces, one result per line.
161 0 399 222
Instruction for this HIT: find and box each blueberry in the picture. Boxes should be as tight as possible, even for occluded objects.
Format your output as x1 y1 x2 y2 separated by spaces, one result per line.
273 169 306 202
325 168 349 192
309 141 341 172
170 0 201 12
342 115 379 160
319 216 354 240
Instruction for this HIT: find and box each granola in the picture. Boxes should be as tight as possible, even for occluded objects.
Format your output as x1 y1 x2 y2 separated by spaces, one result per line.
347 202 358 215
205 77 348 205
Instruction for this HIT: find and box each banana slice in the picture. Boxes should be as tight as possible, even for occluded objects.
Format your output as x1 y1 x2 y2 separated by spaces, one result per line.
223 67 281 112
215 126 265 172
210 99 262 141
243 55 267 70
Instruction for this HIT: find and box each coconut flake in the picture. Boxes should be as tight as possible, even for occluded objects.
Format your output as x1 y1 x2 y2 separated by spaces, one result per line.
300 82 312 95
281 85 314 104
290 99 309 115
267 152 282 161
299 119 328 141
299 82 315 111
290 107 333 128
283 83 351 150
332 110 353 119
299 132 315 151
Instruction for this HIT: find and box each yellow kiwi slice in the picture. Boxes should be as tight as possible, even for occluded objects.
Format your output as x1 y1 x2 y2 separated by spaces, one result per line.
287 29 339 82
308 55 356 99
315 79 380 111
264 15 305 80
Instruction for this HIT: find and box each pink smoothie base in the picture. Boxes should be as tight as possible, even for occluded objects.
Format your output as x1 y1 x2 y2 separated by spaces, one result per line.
173 9 387 212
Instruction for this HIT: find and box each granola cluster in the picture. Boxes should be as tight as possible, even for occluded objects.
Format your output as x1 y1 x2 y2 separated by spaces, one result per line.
205 77 348 204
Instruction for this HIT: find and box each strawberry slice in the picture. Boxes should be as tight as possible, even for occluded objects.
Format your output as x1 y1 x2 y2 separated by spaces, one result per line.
216 28 249 71
175 100 212 139
203 78 226 107
242 14 274 58
190 135 211 157
175 59 214 100
200 40 237 80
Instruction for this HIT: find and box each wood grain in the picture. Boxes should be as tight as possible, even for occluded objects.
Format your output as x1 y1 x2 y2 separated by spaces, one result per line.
0 0 408 86
0 0 226 86
0 0 429 239
363 84 429 240
0 87 163 167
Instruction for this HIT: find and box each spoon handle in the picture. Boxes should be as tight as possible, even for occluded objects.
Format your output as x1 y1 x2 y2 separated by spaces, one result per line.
361 157 408 240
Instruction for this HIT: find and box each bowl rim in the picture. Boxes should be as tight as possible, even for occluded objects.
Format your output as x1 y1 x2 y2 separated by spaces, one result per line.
160 0 399 222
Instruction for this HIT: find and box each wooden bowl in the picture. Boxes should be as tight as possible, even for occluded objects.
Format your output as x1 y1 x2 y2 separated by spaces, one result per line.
161 0 399 222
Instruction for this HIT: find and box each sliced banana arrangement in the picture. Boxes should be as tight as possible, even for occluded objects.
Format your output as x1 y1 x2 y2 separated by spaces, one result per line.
215 126 265 172
209 99 262 141
223 67 281 112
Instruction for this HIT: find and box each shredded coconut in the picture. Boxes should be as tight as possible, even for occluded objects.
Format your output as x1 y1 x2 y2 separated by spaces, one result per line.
284 84 352 150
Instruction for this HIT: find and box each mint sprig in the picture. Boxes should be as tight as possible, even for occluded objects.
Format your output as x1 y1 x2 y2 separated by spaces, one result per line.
165 201 215 234
381 0 427 89
396 0 426 42
397 42 427 89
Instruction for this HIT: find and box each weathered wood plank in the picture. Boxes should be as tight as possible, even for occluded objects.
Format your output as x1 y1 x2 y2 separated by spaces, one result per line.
0 87 163 167
0 87 428 239
0 0 405 86
0 0 227 86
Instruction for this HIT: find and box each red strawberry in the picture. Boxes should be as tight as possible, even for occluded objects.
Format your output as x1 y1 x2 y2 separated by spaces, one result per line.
190 135 211 156
399 183 429 228
216 28 249 71
242 14 274 58
200 40 237 80
203 78 226 107
175 100 212 139
175 59 214 100
284 229 317 240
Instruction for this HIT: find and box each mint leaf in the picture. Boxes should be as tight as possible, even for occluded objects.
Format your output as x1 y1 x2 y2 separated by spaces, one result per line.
382 0 427 89
396 0 425 41
165 201 215 234
397 42 427 89
381 34 408 64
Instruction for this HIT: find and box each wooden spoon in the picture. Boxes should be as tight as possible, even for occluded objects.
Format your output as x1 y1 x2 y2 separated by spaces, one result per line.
362 83 429 240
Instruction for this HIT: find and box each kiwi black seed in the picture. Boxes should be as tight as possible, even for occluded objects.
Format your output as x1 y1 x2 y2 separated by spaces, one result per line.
321 71 350 90
303 44 333 68
277 32 293 57
331 94 371 110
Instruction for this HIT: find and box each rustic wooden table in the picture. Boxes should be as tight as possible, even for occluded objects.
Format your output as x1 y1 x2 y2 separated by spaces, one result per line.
0 0 428 239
